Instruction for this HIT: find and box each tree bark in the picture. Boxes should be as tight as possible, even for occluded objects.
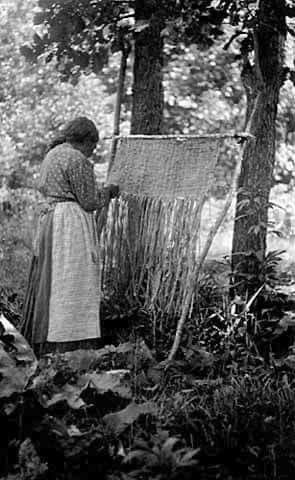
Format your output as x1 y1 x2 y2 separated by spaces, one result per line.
231 0 287 297
125 0 165 297
131 0 164 134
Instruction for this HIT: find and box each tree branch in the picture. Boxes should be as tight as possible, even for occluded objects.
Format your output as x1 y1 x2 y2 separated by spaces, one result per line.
223 30 247 51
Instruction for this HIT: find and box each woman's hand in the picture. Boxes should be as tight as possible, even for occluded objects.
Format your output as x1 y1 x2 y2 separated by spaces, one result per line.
105 184 120 200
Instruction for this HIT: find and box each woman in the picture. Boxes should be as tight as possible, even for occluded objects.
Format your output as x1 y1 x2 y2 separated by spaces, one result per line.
21 117 118 354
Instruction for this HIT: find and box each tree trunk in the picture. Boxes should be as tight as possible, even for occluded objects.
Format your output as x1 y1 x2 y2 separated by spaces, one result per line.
231 0 286 297
125 0 164 298
131 0 164 134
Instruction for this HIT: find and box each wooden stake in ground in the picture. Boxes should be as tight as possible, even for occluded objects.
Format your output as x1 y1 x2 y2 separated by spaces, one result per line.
167 139 248 361
108 46 130 177
97 46 129 236
167 96 260 362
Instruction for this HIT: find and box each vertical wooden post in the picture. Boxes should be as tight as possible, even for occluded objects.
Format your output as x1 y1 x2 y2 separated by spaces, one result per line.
97 45 129 237
108 45 130 178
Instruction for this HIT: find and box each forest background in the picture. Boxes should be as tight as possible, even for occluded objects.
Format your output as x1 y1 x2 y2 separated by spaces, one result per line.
1 0 295 301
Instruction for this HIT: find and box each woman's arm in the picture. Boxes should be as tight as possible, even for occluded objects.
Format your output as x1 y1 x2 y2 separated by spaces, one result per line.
67 156 118 211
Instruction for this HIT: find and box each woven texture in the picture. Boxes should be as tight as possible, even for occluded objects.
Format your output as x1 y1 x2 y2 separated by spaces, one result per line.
99 136 226 318
108 137 221 200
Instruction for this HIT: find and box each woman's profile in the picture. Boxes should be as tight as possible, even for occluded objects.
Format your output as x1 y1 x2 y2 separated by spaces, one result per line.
21 116 118 355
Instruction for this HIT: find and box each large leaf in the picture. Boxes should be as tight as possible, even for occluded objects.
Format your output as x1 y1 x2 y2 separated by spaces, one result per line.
0 315 37 399
37 369 131 409
61 342 134 371
103 402 157 435
44 381 88 409
86 369 131 399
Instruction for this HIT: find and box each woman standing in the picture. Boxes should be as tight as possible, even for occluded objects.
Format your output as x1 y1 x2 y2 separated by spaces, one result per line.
21 117 118 354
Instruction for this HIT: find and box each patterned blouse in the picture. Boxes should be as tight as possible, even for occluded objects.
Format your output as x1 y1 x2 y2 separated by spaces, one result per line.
38 143 107 212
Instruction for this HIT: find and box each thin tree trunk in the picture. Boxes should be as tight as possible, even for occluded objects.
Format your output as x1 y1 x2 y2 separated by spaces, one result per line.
231 0 287 297
131 0 164 134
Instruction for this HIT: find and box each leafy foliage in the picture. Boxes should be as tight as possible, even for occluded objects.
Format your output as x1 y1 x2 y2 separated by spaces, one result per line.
123 432 200 480
3 306 295 479
21 0 132 81
21 0 228 81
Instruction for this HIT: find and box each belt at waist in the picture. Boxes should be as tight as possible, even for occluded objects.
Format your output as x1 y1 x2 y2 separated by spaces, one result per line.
37 198 76 215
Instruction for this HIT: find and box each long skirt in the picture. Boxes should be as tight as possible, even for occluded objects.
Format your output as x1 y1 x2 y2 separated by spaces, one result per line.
21 202 101 354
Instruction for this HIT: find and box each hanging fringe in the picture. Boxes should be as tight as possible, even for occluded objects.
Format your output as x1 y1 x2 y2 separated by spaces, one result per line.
100 193 204 317
98 132 255 360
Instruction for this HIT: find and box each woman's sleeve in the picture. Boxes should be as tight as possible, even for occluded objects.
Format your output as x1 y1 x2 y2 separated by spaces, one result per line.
67 156 108 212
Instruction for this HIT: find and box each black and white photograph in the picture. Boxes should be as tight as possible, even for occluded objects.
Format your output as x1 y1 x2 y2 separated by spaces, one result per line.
1 1 295 478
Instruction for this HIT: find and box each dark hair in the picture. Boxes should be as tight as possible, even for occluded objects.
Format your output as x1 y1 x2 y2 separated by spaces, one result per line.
48 117 99 151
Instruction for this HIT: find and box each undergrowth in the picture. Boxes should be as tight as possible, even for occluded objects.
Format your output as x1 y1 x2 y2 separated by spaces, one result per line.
2 202 295 479
2 274 295 480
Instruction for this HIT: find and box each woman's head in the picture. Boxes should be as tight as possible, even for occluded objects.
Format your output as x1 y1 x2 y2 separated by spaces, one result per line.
49 117 99 157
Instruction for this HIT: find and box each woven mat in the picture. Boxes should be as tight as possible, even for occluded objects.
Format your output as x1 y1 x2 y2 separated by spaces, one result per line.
108 137 221 200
